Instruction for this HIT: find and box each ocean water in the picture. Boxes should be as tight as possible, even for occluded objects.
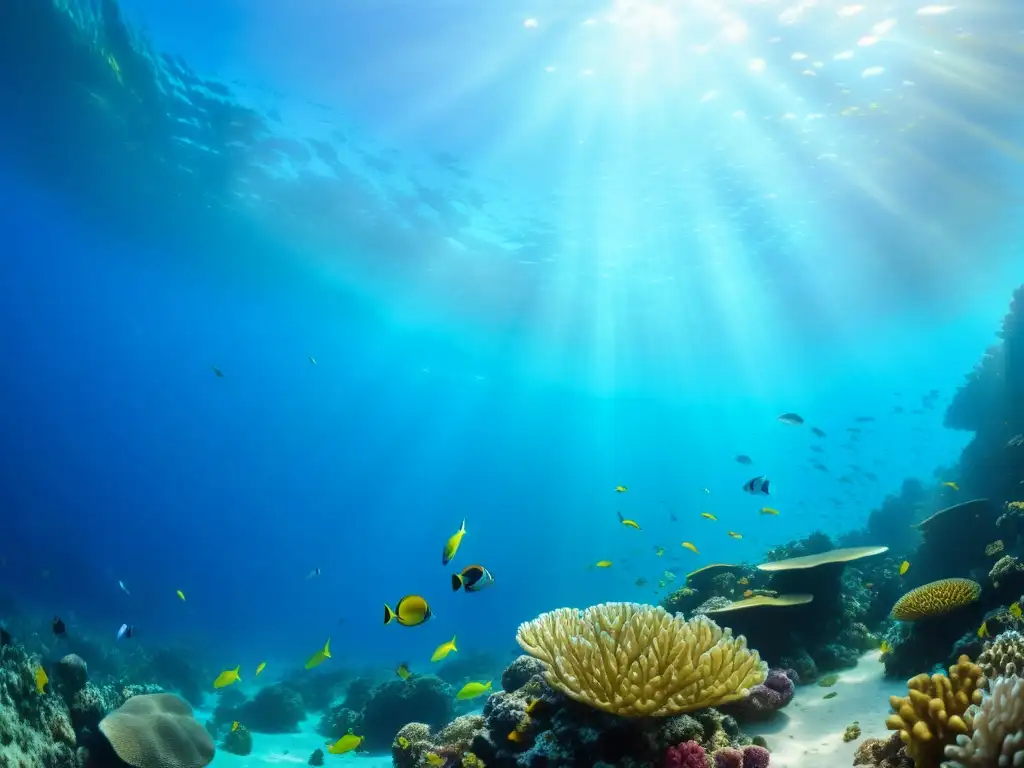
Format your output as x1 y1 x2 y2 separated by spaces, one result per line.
0 0 1022 765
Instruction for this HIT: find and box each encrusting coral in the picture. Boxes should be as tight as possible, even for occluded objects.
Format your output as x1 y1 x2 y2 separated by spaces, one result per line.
884 655 984 767
889 579 982 621
515 602 767 717
944 674 1024 767
977 630 1024 684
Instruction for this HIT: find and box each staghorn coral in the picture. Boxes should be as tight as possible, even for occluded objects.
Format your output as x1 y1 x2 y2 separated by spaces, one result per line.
884 655 984 767
98 692 214 768
978 630 1024 683
516 602 767 717
890 579 982 621
944 674 1024 767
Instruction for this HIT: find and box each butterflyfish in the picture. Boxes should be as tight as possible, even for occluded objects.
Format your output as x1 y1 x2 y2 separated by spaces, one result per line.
615 485 628 493
396 663 412 680
213 666 241 689
305 637 331 669
617 511 641 530
682 542 699 554
384 595 432 627
176 590 186 601
761 507 779 516
34 665 48 694
700 512 717 521
743 476 771 495
727 531 743 540
256 661 266 676
327 734 363 755
943 481 960 491
456 680 492 700
442 520 467 565
431 635 458 662
452 565 495 592
899 561 910 576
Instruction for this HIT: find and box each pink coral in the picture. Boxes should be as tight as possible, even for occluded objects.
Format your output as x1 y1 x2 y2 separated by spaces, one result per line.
664 740 707 768
742 744 771 768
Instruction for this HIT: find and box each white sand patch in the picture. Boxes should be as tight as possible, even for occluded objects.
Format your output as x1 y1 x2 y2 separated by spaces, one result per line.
747 651 906 768
202 713 392 767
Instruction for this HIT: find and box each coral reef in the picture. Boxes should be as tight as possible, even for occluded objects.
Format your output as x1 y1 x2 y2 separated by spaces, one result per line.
853 733 913 768
361 676 455 751
978 630 1024 682
722 668 796 722
234 683 305 733
890 578 982 621
884 655 984 766
97 692 215 768
516 602 767 716
663 740 706 768
944 674 1024 766
500 656 544 693
219 723 252 756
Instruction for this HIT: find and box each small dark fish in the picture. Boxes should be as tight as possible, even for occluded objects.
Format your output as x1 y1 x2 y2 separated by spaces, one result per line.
823 692 838 700
0 627 10 648
812 462 830 473
839 475 854 484
864 472 879 482
777 413 804 426
735 455 753 465
52 616 66 637
810 445 825 454
854 416 875 423
211 365 224 377
845 427 861 434
811 427 827 438
743 476 771 495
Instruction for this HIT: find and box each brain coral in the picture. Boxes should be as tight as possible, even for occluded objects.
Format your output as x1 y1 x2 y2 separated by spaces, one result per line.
890 578 982 621
99 692 215 768
944 674 1024 767
885 655 984 767
516 602 767 717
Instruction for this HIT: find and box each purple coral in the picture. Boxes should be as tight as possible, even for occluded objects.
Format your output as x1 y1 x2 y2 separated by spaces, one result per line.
742 744 771 768
664 740 707 768
713 746 744 768
729 668 795 721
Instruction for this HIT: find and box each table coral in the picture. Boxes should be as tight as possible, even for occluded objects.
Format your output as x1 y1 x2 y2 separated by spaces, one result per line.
884 655 984 767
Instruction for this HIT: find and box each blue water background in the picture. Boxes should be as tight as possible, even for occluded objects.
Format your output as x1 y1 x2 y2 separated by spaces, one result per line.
0 0 1022 684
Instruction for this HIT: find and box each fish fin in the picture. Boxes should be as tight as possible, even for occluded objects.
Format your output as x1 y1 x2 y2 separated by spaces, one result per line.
451 635 457 651
617 510 624 522
323 637 331 657
384 604 394 625
451 573 463 591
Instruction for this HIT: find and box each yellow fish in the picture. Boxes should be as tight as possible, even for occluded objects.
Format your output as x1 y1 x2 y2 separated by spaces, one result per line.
700 512 717 521
682 542 699 554
508 730 525 743
943 481 959 491
176 590 186 601
327 734 363 755
231 721 240 732
617 511 641 530
456 680 492 700
213 666 240 689
442 520 467 565
738 577 750 585
899 561 910 576
978 621 990 639
880 640 891 654
743 589 753 598
525 698 542 715
654 547 665 557
760 507 779 516
396 736 410 750
256 662 266 676
34 665 48 694
396 663 411 680
305 638 331 669
615 485 628 493
426 753 446 766
384 595 432 627
594 560 613 568
727 531 743 540
1012 602 1023 620
431 635 457 662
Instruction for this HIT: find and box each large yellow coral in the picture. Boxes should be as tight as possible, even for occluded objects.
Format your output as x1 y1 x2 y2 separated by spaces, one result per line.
515 602 767 717
890 578 982 621
884 655 984 767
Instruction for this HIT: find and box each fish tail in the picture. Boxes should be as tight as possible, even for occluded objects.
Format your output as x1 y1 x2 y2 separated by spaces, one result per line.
384 604 395 625
323 637 331 658
451 573 463 591
460 519 466 533
451 635 457 651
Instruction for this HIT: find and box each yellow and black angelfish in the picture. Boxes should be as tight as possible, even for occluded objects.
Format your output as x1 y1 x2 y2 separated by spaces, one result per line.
384 595 433 627
452 565 495 592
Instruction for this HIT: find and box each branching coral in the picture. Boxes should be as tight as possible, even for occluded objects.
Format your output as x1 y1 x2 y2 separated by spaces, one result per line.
516 602 767 717
944 674 1024 767
884 655 984 766
978 630 1024 683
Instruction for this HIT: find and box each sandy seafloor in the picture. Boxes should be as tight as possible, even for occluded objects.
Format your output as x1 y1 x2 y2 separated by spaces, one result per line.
202 651 901 767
